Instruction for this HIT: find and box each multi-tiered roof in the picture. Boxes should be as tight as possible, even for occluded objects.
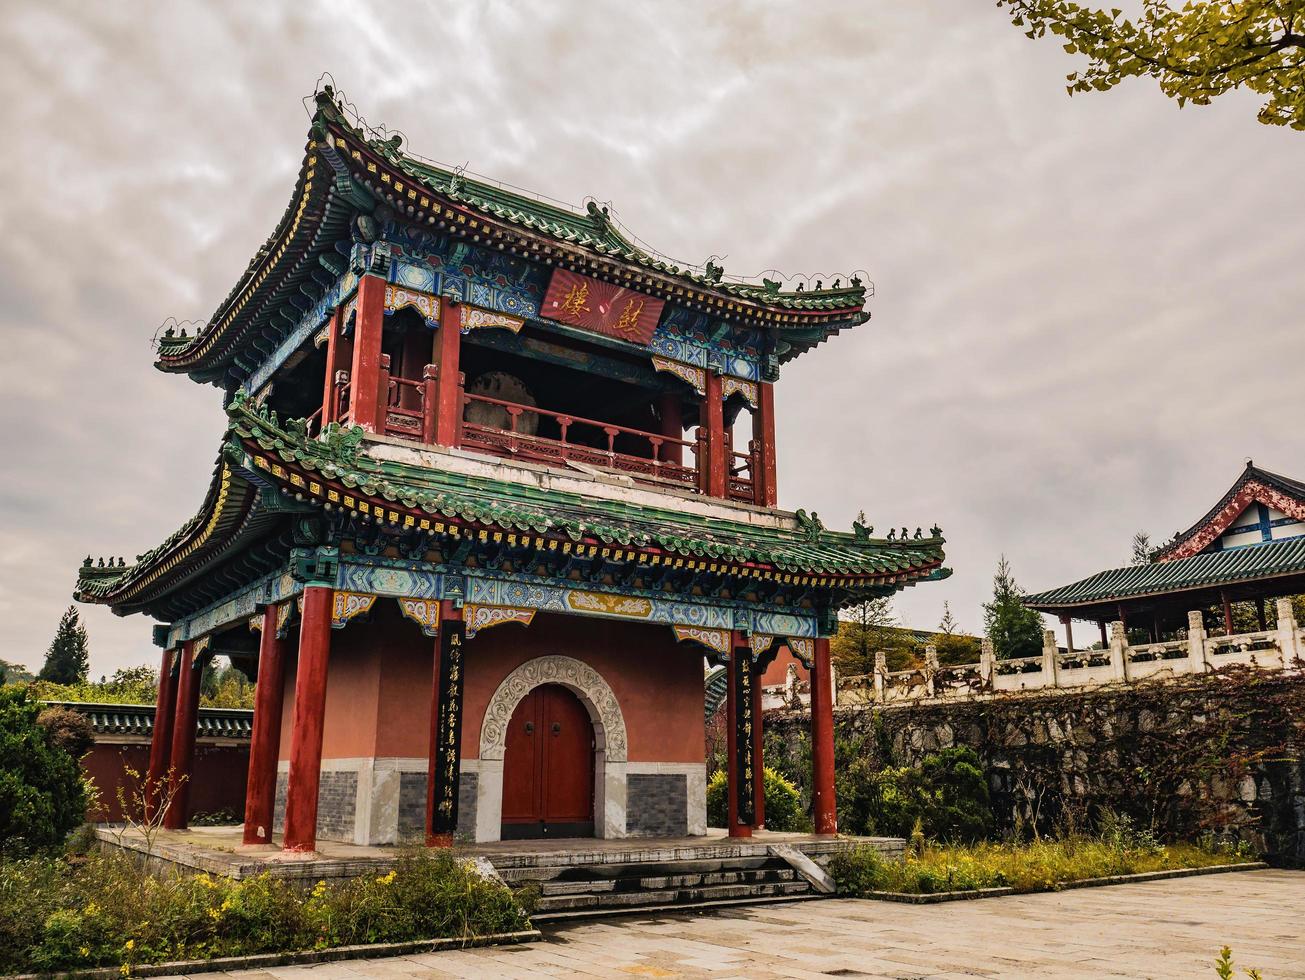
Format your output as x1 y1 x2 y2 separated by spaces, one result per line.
76 89 947 626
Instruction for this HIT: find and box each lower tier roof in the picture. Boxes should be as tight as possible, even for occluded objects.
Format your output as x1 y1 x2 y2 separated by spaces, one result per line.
76 399 948 620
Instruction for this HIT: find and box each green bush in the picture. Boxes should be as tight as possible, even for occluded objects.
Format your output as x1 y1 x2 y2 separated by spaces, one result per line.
0 849 530 974
706 767 810 831
0 687 86 858
841 746 993 843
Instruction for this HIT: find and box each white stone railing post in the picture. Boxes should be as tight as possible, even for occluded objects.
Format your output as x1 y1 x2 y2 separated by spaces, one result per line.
924 643 938 696
784 662 798 703
1276 598 1299 666
873 650 887 702
830 661 839 706
1109 621 1128 682
1041 629 1058 688
979 638 995 689
1186 610 1208 673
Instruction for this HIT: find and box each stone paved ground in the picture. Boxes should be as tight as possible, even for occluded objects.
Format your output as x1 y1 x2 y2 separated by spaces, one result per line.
185 869 1302 979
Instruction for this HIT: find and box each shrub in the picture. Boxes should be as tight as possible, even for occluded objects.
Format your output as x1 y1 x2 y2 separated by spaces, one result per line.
706 767 811 831
0 849 529 973
36 705 95 760
0 687 86 857
840 746 993 843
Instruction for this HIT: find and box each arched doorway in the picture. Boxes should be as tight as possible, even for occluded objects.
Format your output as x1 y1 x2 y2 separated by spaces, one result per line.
500 684 595 839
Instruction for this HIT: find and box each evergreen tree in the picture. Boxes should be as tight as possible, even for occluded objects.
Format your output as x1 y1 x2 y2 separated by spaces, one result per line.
982 555 1044 660
939 601 959 635
831 595 897 674
37 607 90 685
934 601 981 666
1130 530 1153 566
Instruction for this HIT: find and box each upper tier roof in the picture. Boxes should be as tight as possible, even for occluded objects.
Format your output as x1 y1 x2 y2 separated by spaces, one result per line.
155 87 871 385
74 397 948 622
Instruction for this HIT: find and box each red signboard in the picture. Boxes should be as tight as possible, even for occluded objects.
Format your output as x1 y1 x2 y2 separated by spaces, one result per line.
541 269 664 345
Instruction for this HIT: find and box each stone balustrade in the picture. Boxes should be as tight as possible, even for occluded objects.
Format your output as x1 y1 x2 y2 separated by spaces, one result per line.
765 598 1304 710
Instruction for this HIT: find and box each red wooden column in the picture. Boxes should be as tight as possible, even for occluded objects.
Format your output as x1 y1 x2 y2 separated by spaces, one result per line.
724 636 755 838
1060 615 1075 654
433 302 464 446
751 654 766 829
144 646 179 820
658 391 684 466
318 308 346 427
163 640 202 830
242 605 288 845
755 382 778 506
702 372 726 498
282 586 334 853
348 274 387 432
1221 590 1235 635
810 636 838 835
426 601 466 847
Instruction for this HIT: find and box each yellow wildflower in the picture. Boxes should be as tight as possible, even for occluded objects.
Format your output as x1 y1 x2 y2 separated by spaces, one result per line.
124 940 135 951
376 870 396 885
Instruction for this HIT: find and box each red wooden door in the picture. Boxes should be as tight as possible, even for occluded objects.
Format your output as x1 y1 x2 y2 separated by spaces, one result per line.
501 684 595 839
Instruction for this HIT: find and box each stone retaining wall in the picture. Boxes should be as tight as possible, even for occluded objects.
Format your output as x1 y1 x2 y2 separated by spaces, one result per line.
766 669 1305 863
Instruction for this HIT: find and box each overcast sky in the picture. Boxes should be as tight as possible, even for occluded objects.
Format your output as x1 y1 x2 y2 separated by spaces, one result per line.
2 2 1303 676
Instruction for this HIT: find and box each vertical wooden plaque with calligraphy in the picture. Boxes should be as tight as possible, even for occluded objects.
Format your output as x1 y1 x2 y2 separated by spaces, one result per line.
733 646 756 826
429 619 466 838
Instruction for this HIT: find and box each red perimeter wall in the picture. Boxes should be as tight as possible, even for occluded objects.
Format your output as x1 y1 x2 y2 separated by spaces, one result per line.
278 604 706 765
83 740 249 823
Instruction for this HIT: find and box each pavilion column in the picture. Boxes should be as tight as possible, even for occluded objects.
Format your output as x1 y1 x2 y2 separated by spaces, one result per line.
1257 598 1268 632
433 301 464 447
750 649 766 829
163 640 203 830
702 372 726 498
145 647 180 821
724 635 755 837
282 585 334 853
755 381 778 507
348 274 387 432
810 636 838 835
1098 621 1108 648
657 391 684 466
242 604 288 845
1221 590 1235 636
1060 615 1074 654
319 308 348 428
425 601 466 847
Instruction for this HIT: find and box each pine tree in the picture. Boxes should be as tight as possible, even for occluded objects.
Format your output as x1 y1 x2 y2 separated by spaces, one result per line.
939 601 958 635
832 595 897 675
982 556 1044 660
38 607 90 685
1130 531 1153 566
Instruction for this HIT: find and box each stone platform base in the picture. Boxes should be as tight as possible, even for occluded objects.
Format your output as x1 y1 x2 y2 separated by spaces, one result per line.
94 825 902 882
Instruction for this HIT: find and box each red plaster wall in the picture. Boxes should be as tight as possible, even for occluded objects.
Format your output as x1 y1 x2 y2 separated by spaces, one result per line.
84 740 249 822
278 606 705 766
459 613 704 763
759 646 807 686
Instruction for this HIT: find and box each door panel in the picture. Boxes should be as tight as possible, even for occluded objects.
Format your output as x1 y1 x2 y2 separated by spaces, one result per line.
542 685 594 824
500 684 594 839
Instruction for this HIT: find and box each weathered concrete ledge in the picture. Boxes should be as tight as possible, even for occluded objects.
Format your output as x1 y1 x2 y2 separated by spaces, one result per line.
1 929 541 980
860 860 1268 903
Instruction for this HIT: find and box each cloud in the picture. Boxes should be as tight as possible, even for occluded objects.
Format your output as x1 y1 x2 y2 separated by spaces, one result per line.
1 1 1302 673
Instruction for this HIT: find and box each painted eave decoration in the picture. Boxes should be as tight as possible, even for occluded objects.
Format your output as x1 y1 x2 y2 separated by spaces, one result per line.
75 397 947 619
1025 462 1305 612
154 86 871 383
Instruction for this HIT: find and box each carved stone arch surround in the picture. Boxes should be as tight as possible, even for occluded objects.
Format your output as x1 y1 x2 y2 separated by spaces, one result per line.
474 655 629 842
479 655 627 763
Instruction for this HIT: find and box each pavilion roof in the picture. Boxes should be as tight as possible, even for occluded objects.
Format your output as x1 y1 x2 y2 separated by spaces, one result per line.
1153 462 1305 561
1024 536 1305 613
155 88 870 385
75 398 948 620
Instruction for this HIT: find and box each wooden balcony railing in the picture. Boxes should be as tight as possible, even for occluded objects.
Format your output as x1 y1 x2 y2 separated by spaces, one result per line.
461 392 701 490
322 360 758 501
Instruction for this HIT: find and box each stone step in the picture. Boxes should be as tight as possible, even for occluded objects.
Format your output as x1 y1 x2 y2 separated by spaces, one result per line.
532 880 814 919
535 866 795 896
497 854 777 883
